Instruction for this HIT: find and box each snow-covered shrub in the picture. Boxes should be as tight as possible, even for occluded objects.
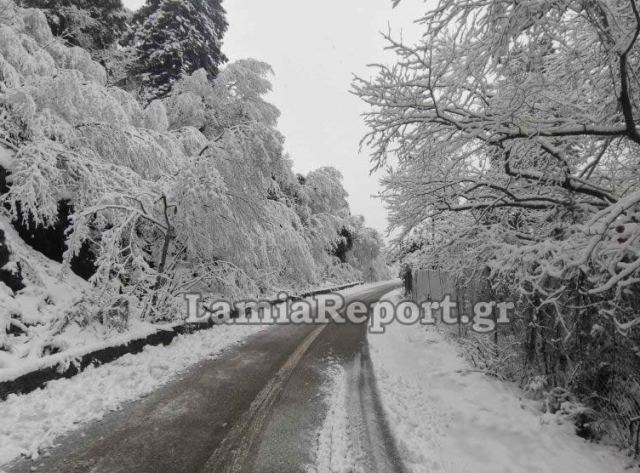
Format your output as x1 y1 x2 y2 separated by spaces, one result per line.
143 99 168 132
0 25 53 77
0 0 22 30
108 87 145 128
170 126 207 156
44 43 106 85
0 53 21 89
175 68 212 98
523 375 548 399
165 91 205 130
29 108 77 144
19 8 51 46
21 33 55 75
3 88 36 124
457 334 521 381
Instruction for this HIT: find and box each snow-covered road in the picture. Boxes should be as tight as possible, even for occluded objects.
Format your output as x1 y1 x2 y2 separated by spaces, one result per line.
0 323 269 468
2 283 635 473
2 281 401 473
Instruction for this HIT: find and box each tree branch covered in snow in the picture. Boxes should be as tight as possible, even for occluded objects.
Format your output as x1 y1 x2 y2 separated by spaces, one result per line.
0 0 388 367
358 0 640 445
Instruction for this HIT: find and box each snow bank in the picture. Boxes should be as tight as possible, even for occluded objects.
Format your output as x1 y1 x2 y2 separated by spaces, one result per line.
368 289 635 473
0 214 86 326
0 323 267 466
0 214 87 366
0 322 160 383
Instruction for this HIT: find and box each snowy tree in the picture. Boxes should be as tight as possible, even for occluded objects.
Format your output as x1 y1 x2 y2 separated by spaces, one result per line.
63 152 238 320
127 0 227 101
357 0 640 435
0 0 389 371
344 217 389 282
302 167 350 217
19 0 129 50
355 0 640 304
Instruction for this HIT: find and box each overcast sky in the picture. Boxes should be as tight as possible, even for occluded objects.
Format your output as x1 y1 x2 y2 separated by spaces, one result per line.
122 0 426 236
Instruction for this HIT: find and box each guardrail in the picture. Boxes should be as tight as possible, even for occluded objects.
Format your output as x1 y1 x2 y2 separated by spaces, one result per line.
0 281 364 401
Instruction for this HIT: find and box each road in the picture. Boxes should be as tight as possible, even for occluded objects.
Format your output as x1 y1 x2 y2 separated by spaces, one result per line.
6 280 403 473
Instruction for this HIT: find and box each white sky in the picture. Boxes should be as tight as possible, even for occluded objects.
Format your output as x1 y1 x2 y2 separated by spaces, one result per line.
122 0 427 236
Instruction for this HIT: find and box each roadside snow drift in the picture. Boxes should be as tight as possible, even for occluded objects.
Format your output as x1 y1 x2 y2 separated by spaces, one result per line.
368 289 635 473
0 323 267 466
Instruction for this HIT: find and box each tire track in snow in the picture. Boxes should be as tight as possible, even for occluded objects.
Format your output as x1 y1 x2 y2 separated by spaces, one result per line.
202 324 327 473
307 339 406 473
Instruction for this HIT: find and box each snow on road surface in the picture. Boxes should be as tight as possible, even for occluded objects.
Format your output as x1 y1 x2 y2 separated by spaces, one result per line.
368 289 635 473
0 323 267 467
307 362 361 473
0 281 388 469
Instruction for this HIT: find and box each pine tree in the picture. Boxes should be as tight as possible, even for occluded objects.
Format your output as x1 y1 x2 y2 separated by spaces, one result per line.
128 0 228 101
